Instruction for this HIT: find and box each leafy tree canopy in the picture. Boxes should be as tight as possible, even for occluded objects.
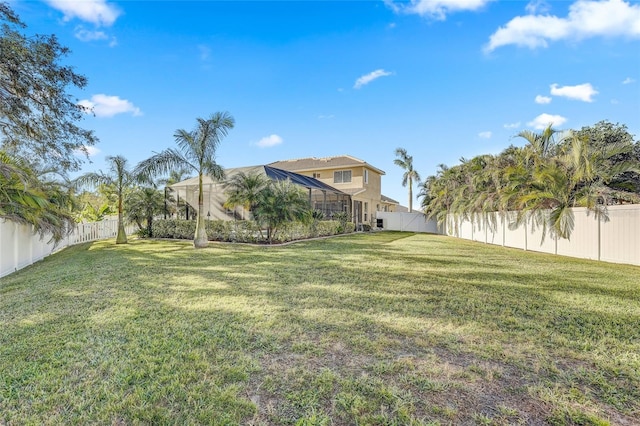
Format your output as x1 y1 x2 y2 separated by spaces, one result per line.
0 2 97 173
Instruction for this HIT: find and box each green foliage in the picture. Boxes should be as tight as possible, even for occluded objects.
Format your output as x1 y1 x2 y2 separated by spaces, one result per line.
151 219 195 240
125 186 164 237
252 179 311 243
78 202 114 222
151 218 348 243
223 171 270 218
420 121 640 241
0 3 97 173
0 150 75 242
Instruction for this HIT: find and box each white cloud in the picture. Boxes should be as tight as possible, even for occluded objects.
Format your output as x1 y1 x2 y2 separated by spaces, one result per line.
504 122 521 129
535 95 552 104
550 83 598 102
45 0 121 27
478 131 492 139
354 69 393 89
78 94 142 118
485 0 640 52
527 113 567 129
74 26 108 42
526 0 551 14
256 134 283 148
622 77 636 84
318 114 335 120
386 0 494 20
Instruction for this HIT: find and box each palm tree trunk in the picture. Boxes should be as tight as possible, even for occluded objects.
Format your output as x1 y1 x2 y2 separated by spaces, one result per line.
194 173 208 248
116 194 127 244
408 177 413 213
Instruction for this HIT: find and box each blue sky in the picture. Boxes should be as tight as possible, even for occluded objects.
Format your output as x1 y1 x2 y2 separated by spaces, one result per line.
11 0 640 207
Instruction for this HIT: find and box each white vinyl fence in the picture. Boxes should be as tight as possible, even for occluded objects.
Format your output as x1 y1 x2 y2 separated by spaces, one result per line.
376 212 440 233
0 218 136 278
445 205 640 266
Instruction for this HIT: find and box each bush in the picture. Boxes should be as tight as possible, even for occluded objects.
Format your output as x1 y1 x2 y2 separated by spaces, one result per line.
151 218 354 244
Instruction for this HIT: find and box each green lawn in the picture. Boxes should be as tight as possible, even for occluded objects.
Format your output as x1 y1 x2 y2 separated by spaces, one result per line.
1 233 638 425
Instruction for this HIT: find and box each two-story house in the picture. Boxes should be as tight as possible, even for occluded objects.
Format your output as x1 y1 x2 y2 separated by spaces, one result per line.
268 155 399 224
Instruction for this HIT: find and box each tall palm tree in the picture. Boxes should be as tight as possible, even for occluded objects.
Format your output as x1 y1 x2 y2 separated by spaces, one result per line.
394 148 421 212
223 171 270 220
75 155 134 244
135 112 235 248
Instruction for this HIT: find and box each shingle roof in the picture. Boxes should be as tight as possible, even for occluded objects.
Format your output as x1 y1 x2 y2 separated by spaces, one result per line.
268 155 385 175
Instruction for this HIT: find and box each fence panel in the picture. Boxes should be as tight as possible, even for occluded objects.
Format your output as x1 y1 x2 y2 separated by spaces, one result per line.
502 211 526 250
1 218 136 278
446 205 640 266
527 213 556 255
600 205 640 265
376 212 439 233
555 208 599 260
0 221 17 277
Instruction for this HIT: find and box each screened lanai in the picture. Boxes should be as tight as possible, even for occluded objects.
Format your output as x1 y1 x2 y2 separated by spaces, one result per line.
167 165 351 221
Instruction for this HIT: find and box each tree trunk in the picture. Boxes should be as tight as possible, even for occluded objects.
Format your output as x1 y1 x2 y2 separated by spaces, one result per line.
194 174 208 248
116 194 127 244
408 177 413 213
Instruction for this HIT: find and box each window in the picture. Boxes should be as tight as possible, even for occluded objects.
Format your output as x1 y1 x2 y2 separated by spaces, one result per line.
364 202 368 221
333 170 352 184
364 169 369 184
313 173 321 179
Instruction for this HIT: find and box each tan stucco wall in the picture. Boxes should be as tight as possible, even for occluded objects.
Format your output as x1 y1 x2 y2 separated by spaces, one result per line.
295 165 397 223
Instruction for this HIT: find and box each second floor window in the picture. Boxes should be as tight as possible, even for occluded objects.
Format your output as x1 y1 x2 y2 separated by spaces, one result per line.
334 170 352 184
364 169 369 184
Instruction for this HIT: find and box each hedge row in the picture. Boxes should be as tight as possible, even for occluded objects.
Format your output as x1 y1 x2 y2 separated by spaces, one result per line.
151 219 356 244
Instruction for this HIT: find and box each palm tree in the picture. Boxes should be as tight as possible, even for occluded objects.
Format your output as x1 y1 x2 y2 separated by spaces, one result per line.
252 179 310 243
125 186 165 237
394 148 421 212
135 112 235 248
75 155 134 244
0 151 75 242
223 171 270 220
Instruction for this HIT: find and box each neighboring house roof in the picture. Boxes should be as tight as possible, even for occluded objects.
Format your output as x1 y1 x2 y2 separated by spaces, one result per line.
380 194 399 204
268 155 385 175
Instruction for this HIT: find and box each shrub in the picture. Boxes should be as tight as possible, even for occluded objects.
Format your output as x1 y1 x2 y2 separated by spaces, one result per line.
151 218 353 243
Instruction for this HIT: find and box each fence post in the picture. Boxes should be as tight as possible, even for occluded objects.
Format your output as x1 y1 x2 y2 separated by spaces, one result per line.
597 215 601 261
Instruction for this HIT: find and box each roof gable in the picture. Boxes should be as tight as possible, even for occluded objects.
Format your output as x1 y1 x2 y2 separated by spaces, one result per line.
268 155 385 175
